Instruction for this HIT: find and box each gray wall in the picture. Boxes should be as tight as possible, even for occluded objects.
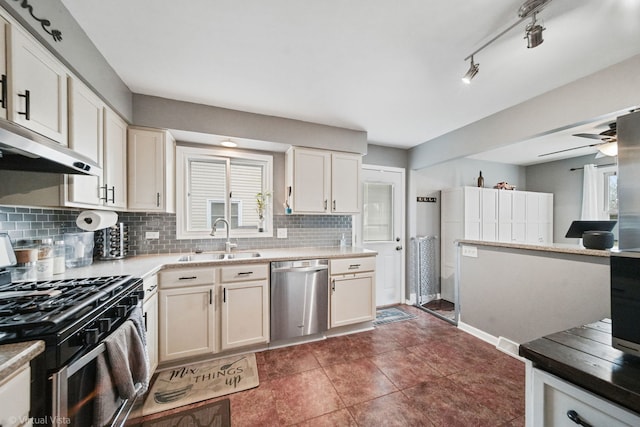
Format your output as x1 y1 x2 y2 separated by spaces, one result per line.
0 0 133 121
363 144 408 169
458 244 610 344
409 54 640 170
134 95 368 155
525 155 616 244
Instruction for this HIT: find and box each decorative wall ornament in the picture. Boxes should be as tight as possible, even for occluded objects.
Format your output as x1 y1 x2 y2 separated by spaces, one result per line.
12 0 63 42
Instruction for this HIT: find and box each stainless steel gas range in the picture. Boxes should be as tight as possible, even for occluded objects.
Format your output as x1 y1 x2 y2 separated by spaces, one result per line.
0 234 144 426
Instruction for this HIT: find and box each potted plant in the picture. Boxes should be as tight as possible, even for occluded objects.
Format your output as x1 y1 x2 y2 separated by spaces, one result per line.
256 191 271 232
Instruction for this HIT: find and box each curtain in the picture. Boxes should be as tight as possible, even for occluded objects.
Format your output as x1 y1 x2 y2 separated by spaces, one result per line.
581 164 600 220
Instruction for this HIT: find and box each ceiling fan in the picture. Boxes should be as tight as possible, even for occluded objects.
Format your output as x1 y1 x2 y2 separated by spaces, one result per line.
538 122 618 158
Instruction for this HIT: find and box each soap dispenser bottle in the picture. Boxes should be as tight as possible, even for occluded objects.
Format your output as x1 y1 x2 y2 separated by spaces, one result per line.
340 233 347 248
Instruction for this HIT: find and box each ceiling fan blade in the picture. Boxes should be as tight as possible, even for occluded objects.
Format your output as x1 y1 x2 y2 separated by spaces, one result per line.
573 133 606 140
538 142 604 157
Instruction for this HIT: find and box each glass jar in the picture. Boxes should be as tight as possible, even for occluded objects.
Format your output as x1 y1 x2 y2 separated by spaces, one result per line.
34 238 54 280
53 240 66 275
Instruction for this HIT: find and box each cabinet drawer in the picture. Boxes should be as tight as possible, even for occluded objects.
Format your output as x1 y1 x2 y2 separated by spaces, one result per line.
143 274 158 300
531 368 640 427
221 263 269 283
330 257 376 275
158 267 215 288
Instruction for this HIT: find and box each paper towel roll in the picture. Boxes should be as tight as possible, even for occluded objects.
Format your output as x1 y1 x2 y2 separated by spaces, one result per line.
76 210 119 231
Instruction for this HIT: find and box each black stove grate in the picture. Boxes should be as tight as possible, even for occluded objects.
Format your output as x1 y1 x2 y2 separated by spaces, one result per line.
0 275 134 332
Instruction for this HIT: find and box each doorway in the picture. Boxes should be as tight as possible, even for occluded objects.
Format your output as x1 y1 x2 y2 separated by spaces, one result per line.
357 165 405 307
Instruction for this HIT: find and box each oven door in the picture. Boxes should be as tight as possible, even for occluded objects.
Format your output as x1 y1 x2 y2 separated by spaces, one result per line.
50 342 141 426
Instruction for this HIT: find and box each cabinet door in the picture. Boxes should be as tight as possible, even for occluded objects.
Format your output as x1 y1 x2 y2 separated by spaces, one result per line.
143 292 159 373
9 26 68 143
128 128 167 212
0 16 8 120
512 192 527 242
331 152 361 213
220 280 269 350
66 78 104 206
463 187 481 239
498 191 513 242
103 108 127 209
330 274 375 328
159 286 214 362
291 148 331 213
481 188 498 241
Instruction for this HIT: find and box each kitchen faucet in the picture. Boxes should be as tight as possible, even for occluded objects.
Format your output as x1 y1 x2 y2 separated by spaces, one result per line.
211 218 237 253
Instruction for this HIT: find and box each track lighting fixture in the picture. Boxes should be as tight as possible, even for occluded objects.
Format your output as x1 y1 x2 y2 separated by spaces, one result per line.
461 56 479 84
525 12 545 48
462 0 551 83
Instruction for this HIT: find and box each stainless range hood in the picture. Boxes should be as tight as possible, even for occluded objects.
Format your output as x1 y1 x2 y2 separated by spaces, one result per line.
0 118 101 176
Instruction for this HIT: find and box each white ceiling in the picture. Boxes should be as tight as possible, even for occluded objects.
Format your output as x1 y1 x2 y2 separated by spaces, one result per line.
61 0 640 163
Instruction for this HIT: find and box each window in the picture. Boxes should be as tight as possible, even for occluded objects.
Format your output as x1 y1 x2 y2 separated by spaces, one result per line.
176 146 273 239
599 165 618 242
363 182 394 242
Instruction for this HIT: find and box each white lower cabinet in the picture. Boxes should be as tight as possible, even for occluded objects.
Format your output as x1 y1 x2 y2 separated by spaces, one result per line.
528 366 640 427
143 274 159 373
329 257 376 328
0 365 30 427
220 264 270 350
158 267 216 363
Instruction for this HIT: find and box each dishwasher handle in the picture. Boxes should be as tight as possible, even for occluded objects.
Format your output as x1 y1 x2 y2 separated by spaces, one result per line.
271 265 329 274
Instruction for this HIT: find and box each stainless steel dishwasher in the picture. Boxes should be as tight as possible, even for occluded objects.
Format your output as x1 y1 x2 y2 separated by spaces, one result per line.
270 259 329 341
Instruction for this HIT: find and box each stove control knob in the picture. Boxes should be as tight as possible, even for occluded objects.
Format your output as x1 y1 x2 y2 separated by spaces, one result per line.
84 328 100 345
98 318 112 332
115 305 127 318
129 295 140 306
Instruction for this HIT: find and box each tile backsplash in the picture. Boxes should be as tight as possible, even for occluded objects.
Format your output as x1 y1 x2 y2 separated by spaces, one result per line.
0 205 352 256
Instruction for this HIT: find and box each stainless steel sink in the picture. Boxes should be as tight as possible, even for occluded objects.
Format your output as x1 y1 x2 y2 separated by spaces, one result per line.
177 252 260 262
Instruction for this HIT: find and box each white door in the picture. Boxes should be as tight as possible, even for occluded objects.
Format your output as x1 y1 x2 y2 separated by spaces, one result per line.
359 165 405 306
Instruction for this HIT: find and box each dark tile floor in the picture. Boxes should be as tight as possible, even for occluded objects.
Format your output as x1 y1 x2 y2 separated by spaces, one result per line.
139 305 525 426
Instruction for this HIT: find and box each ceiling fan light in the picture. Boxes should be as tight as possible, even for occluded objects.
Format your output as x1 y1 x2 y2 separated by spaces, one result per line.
597 142 618 157
462 58 479 84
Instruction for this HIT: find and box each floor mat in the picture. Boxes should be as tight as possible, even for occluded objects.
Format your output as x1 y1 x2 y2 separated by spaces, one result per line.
373 307 416 326
139 399 230 427
141 354 258 417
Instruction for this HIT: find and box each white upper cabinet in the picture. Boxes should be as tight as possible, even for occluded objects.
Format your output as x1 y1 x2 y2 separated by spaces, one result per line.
65 77 104 207
8 24 67 143
128 126 176 213
65 78 127 210
286 147 361 215
103 107 128 209
331 152 361 213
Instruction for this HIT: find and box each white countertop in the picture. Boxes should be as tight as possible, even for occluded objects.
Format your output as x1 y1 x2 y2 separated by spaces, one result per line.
54 246 377 280
456 239 611 257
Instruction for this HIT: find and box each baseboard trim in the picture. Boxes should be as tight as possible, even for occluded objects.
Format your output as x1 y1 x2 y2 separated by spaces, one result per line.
457 321 524 361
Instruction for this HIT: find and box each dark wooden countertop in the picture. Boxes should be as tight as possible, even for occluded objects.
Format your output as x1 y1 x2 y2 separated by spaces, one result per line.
519 319 640 414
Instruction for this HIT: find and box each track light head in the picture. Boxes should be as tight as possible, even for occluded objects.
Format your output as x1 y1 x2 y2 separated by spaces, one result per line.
462 57 479 84
525 12 545 48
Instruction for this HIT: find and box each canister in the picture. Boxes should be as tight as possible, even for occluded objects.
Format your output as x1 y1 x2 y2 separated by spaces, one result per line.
34 238 54 280
53 240 66 274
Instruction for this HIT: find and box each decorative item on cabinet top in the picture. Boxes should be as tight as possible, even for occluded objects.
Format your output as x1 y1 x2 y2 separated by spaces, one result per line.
494 182 517 190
